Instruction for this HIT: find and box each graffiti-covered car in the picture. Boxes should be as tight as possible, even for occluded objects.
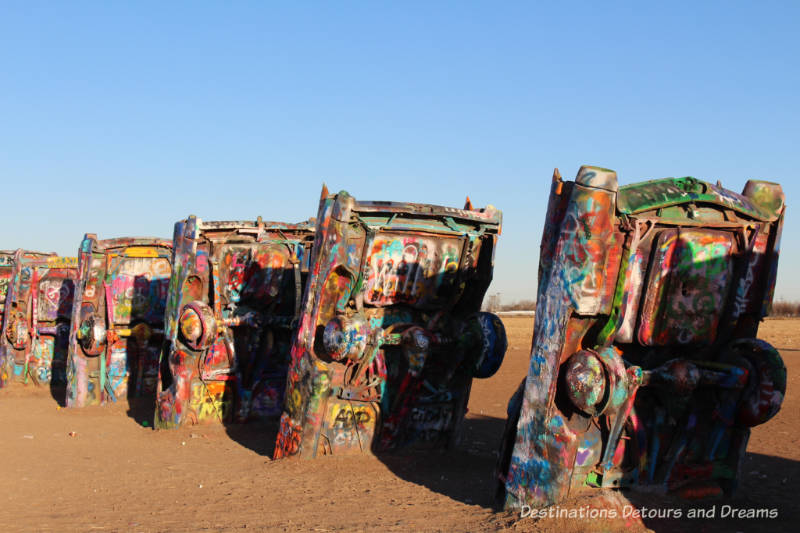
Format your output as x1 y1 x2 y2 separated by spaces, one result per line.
66 236 173 407
274 188 505 458
0 251 78 387
0 251 16 338
155 216 316 428
497 166 786 509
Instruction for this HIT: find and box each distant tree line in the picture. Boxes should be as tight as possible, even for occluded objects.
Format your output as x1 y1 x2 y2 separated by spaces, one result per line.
497 299 536 311
482 296 536 312
481 298 799 316
770 300 800 317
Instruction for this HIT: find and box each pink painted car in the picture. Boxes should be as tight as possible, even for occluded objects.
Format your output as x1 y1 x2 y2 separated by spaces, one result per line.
66 235 173 407
0 251 78 388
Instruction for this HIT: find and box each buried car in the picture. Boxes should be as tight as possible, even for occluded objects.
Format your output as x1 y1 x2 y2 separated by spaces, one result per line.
0 251 78 387
66 236 173 407
155 216 316 428
0 251 16 345
497 166 786 509
274 188 506 458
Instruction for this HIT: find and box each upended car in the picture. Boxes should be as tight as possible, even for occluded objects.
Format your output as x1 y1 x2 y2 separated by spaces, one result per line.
0 250 19 384
274 187 506 458
0 251 15 320
155 216 316 428
497 166 786 509
66 235 173 407
0 251 78 388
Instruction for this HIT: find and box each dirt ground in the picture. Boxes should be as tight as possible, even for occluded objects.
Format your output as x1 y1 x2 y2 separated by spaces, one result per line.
1 317 797 532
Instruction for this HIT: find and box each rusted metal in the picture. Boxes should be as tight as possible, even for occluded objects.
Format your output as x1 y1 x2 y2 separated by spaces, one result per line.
0 250 78 387
66 235 173 407
0 251 15 321
274 188 505 458
0 251 18 359
497 166 786 509
155 216 316 428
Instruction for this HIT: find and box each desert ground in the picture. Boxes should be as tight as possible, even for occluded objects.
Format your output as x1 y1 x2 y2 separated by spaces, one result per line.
1 316 797 532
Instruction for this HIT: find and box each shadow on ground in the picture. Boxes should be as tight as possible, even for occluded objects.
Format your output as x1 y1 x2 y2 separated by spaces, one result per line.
221 413 505 509
225 420 280 457
608 452 800 533
381 435 800 532
376 415 506 510
49 383 67 407
125 392 157 428
218 412 800 532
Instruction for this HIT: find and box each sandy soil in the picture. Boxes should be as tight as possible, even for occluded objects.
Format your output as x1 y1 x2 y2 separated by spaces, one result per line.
0 317 797 532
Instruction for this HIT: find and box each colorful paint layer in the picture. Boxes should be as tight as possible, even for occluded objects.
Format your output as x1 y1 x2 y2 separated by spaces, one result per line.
274 188 505 459
66 235 173 407
0 251 78 387
497 167 786 509
155 217 316 427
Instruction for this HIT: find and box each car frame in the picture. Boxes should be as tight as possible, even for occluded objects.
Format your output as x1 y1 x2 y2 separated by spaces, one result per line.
155 216 316 428
66 235 173 407
0 251 17 353
274 187 506 458
0 249 46 388
0 250 78 387
497 166 786 509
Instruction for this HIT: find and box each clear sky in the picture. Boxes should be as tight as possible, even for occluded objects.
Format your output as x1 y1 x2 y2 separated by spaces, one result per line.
2 1 798 302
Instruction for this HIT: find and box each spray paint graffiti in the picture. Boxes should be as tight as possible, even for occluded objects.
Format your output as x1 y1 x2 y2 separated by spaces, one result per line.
155 216 316 428
496 167 786 510
0 251 77 388
364 235 462 307
0 252 13 316
65 235 173 407
274 187 506 459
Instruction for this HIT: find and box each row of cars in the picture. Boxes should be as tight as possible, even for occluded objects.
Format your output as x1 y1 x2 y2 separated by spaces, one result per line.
0 168 788 510
0 186 507 456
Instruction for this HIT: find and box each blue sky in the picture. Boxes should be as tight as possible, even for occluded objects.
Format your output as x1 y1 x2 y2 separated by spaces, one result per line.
1 1 798 301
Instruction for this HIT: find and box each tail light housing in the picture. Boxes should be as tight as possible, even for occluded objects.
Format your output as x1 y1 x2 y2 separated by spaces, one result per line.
179 301 217 351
